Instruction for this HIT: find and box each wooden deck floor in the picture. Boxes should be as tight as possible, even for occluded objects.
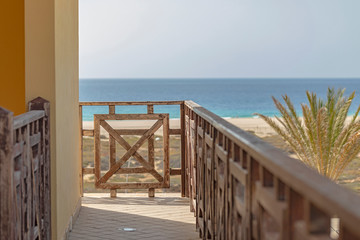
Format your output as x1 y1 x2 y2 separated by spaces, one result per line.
68 193 199 240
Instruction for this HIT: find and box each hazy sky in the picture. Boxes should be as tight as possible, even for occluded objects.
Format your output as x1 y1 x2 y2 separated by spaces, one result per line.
80 0 360 78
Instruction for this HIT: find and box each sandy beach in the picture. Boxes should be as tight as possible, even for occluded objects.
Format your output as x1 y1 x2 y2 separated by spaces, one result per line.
82 117 276 137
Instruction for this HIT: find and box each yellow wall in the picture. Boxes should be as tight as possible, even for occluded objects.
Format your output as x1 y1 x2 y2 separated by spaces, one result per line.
0 1 26 115
25 0 80 239
54 0 81 238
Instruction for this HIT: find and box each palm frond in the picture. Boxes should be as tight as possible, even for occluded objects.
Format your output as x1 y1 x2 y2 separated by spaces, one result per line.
255 88 360 181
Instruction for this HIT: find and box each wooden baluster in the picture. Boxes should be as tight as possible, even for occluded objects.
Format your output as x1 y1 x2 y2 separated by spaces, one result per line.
147 105 155 197
108 105 117 198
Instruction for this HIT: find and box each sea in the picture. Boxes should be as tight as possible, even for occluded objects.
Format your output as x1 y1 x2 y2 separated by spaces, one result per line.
80 78 360 121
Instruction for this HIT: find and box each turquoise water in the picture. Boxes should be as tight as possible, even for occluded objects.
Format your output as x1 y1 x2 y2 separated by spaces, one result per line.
80 78 360 120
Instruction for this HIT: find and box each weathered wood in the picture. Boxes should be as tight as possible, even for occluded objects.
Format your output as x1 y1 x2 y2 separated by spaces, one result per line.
97 182 165 189
94 113 167 120
0 107 14 240
83 167 95 174
180 103 186 197
98 119 164 183
170 168 182 175
163 114 170 187
80 101 183 106
29 97 51 240
92 113 170 191
13 110 44 129
82 129 94 136
185 100 360 239
147 105 155 197
109 105 117 198
169 128 181 135
79 105 84 197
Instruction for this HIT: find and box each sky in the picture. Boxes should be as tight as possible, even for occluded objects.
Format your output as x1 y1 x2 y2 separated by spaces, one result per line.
79 0 360 79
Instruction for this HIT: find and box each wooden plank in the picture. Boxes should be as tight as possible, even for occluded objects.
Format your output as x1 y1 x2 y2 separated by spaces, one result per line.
82 168 95 175
116 129 147 135
12 141 24 158
83 167 154 175
147 105 155 198
0 107 14 240
170 168 182 175
169 128 182 135
109 105 117 198
82 129 94 136
163 113 170 187
79 105 84 197
94 116 101 184
80 101 183 106
13 110 44 129
30 132 41 147
180 103 186 197
97 182 165 189
94 113 166 121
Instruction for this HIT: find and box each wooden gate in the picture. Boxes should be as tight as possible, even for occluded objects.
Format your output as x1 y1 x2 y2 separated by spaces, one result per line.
93 113 170 191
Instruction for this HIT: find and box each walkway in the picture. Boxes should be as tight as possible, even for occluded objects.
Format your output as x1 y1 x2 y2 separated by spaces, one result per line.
68 193 199 240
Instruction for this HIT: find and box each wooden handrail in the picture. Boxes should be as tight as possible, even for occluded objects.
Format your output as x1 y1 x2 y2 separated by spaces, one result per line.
79 100 184 106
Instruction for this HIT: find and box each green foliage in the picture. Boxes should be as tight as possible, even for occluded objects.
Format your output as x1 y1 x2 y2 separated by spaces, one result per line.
255 88 360 180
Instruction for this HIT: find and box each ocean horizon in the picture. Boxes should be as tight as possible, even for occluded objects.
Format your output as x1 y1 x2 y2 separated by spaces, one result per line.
80 78 360 121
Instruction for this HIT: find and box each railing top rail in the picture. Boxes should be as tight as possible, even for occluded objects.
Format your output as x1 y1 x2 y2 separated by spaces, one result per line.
79 101 184 106
184 100 360 235
13 110 45 129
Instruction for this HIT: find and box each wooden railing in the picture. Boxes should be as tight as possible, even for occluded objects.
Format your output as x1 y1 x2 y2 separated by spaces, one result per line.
0 97 51 240
184 100 360 239
79 101 186 197
79 100 360 239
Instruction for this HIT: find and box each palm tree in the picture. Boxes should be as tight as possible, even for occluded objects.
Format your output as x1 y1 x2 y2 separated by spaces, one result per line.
255 88 360 181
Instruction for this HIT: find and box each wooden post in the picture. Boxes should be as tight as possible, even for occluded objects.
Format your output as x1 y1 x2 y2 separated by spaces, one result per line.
147 105 155 197
79 105 84 197
180 103 186 197
0 107 14 240
29 97 51 240
109 105 117 198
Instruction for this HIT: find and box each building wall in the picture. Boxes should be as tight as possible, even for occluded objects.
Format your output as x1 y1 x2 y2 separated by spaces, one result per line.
0 1 26 115
54 0 81 238
25 0 81 238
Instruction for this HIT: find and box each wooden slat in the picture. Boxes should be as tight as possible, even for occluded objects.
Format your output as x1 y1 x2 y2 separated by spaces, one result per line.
94 113 166 121
169 128 182 135
82 168 95 175
80 101 183 106
97 182 165 189
82 129 94 136
147 105 155 197
30 132 41 147
170 168 182 175
180 103 186 197
12 142 24 158
79 105 84 197
109 105 117 198
163 114 170 187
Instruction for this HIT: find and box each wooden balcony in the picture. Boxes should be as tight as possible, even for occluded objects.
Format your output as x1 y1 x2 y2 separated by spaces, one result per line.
77 100 360 240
